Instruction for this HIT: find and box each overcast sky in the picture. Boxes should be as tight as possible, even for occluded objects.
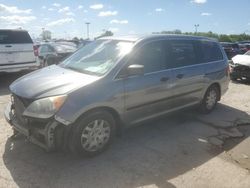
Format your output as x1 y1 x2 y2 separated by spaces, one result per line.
0 0 250 39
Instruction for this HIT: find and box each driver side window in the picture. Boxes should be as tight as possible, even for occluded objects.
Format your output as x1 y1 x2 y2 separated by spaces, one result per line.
128 41 167 74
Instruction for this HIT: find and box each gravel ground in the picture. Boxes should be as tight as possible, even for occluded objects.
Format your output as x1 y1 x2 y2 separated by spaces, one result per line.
0 72 250 188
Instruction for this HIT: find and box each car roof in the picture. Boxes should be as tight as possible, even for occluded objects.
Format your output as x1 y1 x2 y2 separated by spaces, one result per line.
0 29 29 32
100 34 218 43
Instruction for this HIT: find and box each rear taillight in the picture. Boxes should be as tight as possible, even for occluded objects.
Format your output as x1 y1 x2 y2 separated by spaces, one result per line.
33 45 39 56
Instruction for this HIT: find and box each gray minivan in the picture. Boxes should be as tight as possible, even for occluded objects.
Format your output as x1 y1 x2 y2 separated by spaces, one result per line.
5 35 230 156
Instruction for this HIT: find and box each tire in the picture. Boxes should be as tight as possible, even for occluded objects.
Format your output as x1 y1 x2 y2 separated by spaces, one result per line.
69 111 116 157
199 85 220 114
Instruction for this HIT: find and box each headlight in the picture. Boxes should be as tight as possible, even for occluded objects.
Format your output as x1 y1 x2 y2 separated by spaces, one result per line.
23 95 67 119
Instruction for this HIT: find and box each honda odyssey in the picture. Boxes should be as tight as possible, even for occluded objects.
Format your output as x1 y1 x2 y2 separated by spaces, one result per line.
5 35 230 156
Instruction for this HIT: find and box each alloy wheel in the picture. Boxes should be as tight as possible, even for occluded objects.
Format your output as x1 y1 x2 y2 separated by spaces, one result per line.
80 119 111 152
206 89 217 110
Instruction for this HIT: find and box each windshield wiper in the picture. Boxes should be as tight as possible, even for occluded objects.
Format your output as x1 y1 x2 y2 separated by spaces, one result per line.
64 66 84 73
64 66 101 76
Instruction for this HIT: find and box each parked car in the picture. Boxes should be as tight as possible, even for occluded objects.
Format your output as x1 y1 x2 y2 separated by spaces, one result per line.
0 29 39 73
33 43 41 57
5 35 230 156
55 39 79 47
239 43 250 54
77 40 93 48
229 50 250 81
238 40 250 44
38 43 77 67
220 42 240 59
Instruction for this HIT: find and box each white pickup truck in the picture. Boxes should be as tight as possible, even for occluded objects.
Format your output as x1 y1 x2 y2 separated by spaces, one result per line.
0 29 40 73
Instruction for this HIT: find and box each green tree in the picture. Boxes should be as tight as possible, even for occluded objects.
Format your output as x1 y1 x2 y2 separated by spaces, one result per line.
73 37 79 41
153 29 250 42
153 30 250 42
219 35 231 42
95 30 114 39
173 29 182 34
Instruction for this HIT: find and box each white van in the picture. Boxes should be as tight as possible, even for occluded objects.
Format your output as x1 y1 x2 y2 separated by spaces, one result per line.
0 29 39 73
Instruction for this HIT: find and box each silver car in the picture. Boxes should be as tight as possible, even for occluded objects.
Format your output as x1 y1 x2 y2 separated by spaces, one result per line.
5 35 230 156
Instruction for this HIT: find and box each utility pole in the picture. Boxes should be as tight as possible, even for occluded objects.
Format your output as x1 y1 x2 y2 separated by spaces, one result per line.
194 24 199 34
85 22 90 39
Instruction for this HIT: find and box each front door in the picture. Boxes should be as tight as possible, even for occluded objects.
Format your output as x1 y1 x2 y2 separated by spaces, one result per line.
122 40 175 125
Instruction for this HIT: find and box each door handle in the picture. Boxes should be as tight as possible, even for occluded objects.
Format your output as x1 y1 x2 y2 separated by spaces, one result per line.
176 74 184 79
5 45 12 48
160 77 169 82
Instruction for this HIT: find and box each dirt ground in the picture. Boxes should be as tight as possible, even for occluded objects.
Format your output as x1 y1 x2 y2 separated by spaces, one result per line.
0 72 250 188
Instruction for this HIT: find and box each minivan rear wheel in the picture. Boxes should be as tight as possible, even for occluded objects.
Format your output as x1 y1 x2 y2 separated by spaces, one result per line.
69 111 116 157
200 86 219 114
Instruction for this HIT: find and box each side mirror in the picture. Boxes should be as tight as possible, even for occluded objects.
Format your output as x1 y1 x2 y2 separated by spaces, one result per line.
127 64 144 76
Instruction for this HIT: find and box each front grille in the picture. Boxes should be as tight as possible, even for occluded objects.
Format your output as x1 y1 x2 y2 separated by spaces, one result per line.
234 65 250 72
234 65 250 77
12 94 31 126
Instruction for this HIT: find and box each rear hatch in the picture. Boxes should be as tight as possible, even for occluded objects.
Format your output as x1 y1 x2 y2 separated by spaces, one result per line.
0 30 36 66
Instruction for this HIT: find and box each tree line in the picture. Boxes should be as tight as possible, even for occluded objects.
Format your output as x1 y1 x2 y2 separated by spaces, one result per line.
41 29 250 43
153 30 250 42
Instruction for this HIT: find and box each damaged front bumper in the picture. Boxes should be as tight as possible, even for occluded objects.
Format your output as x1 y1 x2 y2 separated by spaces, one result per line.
4 102 60 152
229 63 250 79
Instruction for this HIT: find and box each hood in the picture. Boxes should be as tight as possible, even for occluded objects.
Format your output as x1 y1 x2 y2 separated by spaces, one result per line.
232 55 250 66
10 65 100 99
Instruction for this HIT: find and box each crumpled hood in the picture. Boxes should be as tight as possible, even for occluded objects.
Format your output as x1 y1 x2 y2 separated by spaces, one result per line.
232 55 250 66
10 65 100 99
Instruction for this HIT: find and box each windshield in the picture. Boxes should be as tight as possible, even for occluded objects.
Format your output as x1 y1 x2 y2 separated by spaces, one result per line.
60 40 134 76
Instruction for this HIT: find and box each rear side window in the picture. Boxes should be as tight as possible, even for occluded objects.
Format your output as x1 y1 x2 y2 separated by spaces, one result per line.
0 30 33 44
200 41 223 63
167 40 197 68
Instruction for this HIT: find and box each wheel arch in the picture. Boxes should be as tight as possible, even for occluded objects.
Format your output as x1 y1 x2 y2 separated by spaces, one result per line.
74 106 124 134
208 82 221 101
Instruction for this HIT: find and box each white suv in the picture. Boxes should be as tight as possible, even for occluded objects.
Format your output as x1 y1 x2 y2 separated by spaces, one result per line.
0 29 39 73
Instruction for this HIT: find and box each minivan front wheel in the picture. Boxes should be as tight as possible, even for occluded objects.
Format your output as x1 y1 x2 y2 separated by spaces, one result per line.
200 86 219 114
70 111 115 157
